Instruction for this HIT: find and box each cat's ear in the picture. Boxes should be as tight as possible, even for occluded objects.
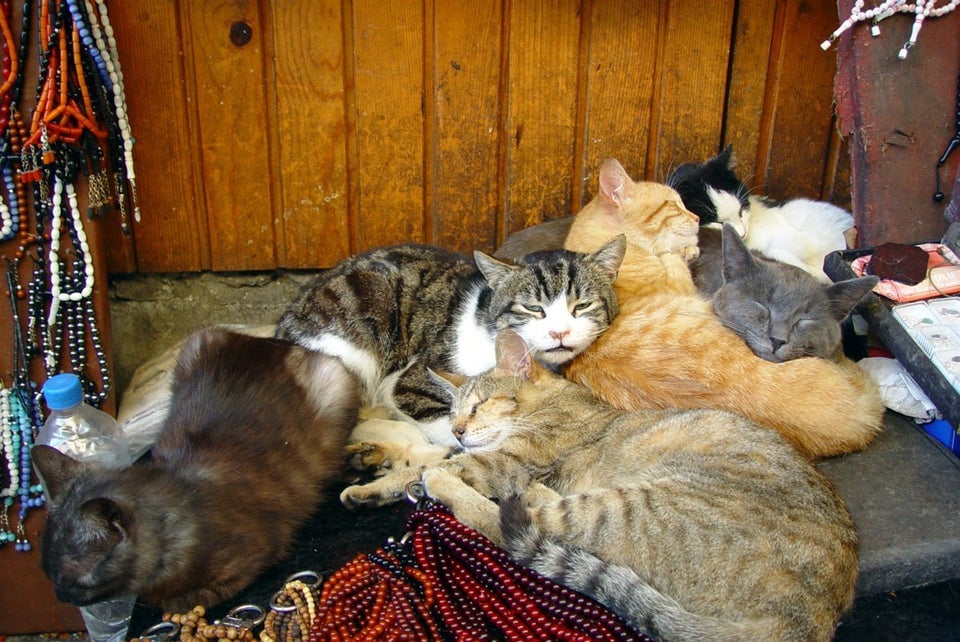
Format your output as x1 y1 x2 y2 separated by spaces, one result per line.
825 276 879 321
80 497 130 540
31 444 84 505
176 327 229 376
598 159 632 207
494 330 537 381
474 250 516 290
717 144 737 170
588 234 627 281
720 222 755 281
428 368 467 396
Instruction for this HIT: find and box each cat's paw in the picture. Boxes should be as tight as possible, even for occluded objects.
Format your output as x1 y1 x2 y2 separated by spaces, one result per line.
520 482 561 507
421 467 466 501
677 243 700 261
346 441 392 472
339 469 420 509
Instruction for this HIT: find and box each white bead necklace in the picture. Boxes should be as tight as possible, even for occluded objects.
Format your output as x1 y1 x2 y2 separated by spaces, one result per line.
821 0 957 57
86 0 139 227
46 176 95 370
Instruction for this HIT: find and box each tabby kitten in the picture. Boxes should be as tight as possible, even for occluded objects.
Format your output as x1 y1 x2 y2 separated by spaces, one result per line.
690 224 878 362
276 240 624 449
563 158 884 458
33 328 361 610
342 331 859 642
667 145 854 282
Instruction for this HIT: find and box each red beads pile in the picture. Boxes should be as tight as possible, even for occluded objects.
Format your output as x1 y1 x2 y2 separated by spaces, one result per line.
308 499 651 642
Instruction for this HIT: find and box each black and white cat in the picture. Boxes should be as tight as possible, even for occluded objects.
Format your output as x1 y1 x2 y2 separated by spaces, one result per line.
276 239 625 449
668 145 854 282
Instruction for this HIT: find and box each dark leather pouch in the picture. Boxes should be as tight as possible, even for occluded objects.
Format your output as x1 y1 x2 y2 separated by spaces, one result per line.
867 242 929 285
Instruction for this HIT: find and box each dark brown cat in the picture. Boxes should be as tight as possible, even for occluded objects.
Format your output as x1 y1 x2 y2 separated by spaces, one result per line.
33 328 361 610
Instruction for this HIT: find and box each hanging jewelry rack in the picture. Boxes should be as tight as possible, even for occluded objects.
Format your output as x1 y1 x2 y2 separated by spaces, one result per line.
0 0 138 555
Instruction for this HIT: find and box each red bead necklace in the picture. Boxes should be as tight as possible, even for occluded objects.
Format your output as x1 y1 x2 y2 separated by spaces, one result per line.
307 499 651 642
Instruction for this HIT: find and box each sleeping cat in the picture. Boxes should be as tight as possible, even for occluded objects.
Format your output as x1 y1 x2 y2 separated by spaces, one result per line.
32 328 361 610
690 224 878 362
341 331 859 642
667 144 854 282
562 158 884 459
276 239 624 451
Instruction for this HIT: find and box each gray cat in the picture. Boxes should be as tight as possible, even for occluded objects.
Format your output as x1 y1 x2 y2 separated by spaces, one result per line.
32 328 361 610
690 224 878 362
341 330 859 642
276 239 624 447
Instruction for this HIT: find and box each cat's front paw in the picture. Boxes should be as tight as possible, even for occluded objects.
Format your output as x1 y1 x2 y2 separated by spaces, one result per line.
339 468 420 509
678 243 700 261
346 441 392 473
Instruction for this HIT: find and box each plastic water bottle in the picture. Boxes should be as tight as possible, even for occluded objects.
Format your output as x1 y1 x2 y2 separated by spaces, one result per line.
37 373 132 469
37 373 136 642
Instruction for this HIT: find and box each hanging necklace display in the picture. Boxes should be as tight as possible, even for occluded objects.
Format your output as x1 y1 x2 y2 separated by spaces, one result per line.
0 0 138 553
820 0 958 57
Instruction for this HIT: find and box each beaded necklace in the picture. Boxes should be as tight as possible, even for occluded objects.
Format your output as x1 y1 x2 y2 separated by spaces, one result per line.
821 0 958 57
0 0 136 554
0 262 45 552
308 496 651 642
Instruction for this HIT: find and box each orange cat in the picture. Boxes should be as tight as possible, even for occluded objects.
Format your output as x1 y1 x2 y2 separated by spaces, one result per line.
563 159 884 459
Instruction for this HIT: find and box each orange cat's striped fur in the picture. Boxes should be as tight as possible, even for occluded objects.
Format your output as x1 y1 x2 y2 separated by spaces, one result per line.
563 159 884 459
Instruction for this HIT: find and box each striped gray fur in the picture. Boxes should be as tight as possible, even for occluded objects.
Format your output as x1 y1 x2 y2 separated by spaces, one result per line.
276 239 624 446
377 331 860 642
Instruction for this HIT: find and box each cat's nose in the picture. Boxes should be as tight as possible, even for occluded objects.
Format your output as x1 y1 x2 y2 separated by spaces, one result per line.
452 425 465 440
771 337 787 353
549 329 569 341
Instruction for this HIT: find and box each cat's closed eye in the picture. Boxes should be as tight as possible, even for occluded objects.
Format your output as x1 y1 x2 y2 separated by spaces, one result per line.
517 303 545 318
572 301 594 315
749 302 770 323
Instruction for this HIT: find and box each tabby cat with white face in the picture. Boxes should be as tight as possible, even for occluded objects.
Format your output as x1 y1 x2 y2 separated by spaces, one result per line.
341 331 859 642
276 240 624 447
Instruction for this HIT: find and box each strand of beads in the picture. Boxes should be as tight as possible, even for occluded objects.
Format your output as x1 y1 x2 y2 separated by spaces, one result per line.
85 0 139 229
0 0 22 242
406 499 652 642
821 0 958 56
0 385 20 546
308 544 444 641
155 606 258 642
261 580 318 642
0 386 45 552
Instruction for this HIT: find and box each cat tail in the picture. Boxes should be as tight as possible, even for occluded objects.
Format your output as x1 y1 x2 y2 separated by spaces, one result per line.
499 496 781 642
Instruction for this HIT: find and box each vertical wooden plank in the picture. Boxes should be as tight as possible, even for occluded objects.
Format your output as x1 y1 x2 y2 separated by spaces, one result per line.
502 0 582 239
761 0 839 200
647 0 735 182
106 0 206 273
430 0 503 253
349 1 425 250
182 1 276 270
270 1 350 268
579 0 662 200
724 0 777 189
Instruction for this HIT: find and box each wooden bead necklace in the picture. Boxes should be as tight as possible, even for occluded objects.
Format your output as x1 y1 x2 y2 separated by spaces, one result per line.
261 572 321 642
135 605 265 642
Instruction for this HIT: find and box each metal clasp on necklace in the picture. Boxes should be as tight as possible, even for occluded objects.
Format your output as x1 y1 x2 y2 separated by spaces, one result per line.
216 603 266 630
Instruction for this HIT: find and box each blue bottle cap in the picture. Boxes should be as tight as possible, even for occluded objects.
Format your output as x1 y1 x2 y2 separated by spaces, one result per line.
42 373 84 410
